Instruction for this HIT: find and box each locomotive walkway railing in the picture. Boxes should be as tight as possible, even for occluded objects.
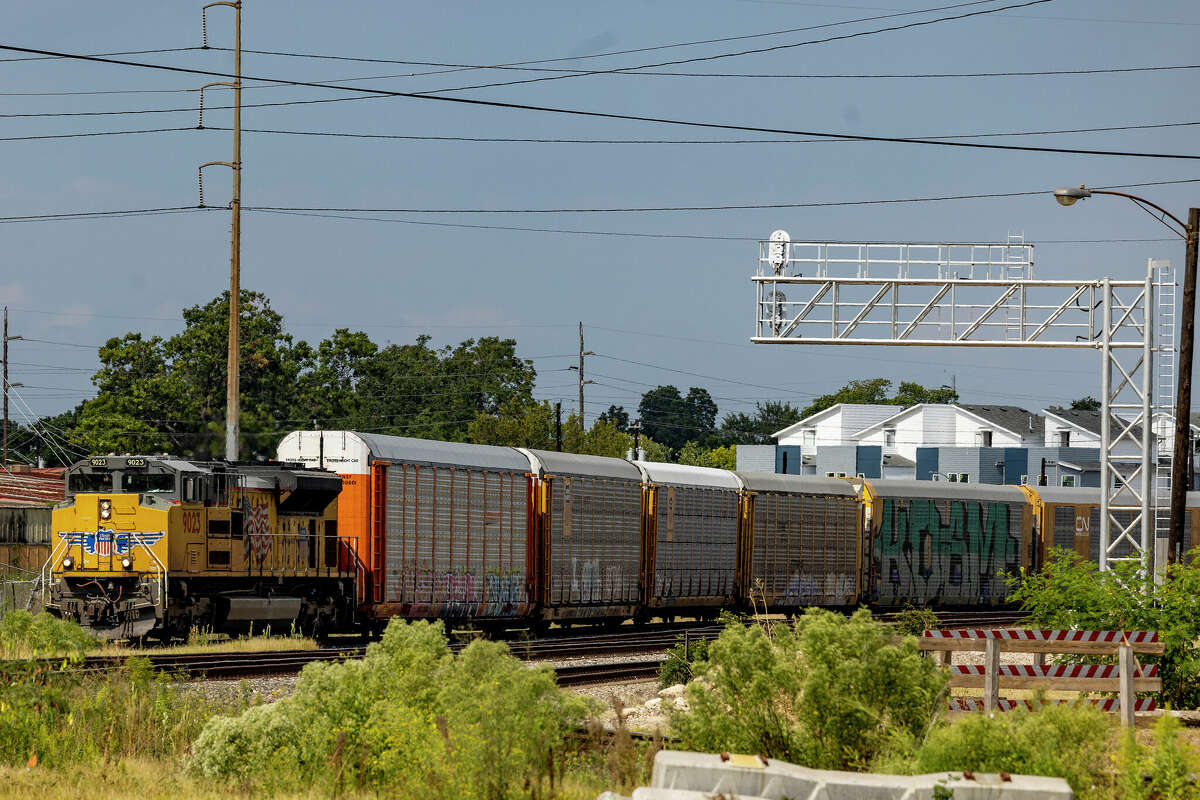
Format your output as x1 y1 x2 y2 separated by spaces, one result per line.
918 628 1163 727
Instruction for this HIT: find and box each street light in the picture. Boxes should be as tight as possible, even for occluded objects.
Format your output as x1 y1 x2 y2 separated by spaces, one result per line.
1054 185 1200 564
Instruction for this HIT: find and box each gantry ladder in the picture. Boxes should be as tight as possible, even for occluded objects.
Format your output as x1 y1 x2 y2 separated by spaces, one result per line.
1153 260 1176 547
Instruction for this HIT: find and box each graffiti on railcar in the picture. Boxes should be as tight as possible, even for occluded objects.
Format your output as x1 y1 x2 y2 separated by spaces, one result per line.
873 498 1020 605
483 571 525 616
571 557 627 603
398 568 528 617
781 573 856 605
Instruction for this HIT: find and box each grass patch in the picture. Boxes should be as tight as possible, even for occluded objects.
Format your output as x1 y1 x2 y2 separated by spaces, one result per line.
96 629 320 657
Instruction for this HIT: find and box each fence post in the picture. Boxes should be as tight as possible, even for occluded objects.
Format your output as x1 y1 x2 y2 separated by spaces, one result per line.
1119 644 1135 727
984 638 1000 714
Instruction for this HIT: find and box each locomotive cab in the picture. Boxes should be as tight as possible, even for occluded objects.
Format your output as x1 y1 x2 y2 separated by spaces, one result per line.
43 456 357 640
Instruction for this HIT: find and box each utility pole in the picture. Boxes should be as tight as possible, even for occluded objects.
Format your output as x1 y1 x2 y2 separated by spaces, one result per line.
569 321 594 431
199 1 243 460
2 308 22 469
1168 207 1199 562
555 402 562 451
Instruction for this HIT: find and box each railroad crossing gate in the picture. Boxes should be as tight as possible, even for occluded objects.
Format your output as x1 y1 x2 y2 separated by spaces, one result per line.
751 234 1175 570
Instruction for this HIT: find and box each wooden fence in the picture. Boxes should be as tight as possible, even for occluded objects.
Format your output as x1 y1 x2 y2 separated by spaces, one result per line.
917 629 1163 726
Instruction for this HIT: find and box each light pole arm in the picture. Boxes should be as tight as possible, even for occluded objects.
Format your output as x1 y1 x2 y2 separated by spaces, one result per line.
1087 189 1191 237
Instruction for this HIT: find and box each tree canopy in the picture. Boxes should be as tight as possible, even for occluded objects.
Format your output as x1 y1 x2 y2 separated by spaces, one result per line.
799 378 958 420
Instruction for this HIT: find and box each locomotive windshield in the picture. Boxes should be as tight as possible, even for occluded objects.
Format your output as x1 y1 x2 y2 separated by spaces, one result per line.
68 471 112 493
121 472 176 493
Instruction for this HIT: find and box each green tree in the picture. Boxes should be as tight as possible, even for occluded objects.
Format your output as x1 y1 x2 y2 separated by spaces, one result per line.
467 399 556 449
719 400 803 444
800 378 957 419
596 404 629 431
639 385 719 452
1047 396 1101 415
677 442 737 470
66 291 308 459
356 335 536 443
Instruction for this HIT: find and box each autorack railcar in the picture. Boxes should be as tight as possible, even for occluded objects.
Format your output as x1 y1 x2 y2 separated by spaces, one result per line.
633 461 741 620
858 479 1033 608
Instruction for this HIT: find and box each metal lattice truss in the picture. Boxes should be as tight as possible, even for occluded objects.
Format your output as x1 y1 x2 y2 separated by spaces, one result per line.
751 238 1169 569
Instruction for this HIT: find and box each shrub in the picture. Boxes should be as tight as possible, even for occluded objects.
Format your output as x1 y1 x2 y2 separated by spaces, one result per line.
657 632 710 689
1008 549 1200 707
189 618 595 798
671 608 947 770
913 702 1111 793
894 605 940 637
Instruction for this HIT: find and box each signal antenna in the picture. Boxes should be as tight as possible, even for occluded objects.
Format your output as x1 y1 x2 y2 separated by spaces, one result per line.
199 1 242 460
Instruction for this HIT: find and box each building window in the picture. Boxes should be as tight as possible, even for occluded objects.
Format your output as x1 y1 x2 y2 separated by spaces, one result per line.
976 430 993 448
803 430 816 448
958 473 969 483
884 429 896 448
1061 474 1076 488
1058 430 1070 447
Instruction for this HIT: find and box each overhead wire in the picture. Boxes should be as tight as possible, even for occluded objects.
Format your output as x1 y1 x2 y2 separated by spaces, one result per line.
3 43 1198 161
12 118 1199 144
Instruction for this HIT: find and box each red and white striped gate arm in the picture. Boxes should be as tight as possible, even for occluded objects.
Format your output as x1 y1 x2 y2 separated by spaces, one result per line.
950 663 1159 678
949 698 1157 712
923 629 1158 643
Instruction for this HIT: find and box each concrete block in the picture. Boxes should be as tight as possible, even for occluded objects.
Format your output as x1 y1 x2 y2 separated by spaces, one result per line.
648 750 1072 799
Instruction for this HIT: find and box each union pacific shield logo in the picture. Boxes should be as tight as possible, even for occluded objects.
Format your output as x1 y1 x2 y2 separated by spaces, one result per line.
59 529 165 556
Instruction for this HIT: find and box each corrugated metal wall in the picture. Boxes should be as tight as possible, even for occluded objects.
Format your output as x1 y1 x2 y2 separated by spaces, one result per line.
750 492 858 607
0 507 50 545
383 465 529 617
546 475 640 611
652 485 738 605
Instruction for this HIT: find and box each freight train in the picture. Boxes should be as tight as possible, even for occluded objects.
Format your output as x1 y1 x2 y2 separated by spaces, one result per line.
40 431 1200 638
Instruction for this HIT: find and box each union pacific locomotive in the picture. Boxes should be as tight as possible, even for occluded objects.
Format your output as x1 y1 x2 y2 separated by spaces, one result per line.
41 431 1200 639
43 456 357 639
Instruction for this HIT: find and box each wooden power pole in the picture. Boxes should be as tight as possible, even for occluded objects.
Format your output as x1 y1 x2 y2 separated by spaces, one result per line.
200 1 243 460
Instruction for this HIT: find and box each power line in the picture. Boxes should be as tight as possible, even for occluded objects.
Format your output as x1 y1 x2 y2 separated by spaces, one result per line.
0 207 212 224
14 117 1200 145
5 43 1200 161
2 178 1194 231
251 210 1181 244
10 60 1197 99
0 46 201 62
414 0 1059 95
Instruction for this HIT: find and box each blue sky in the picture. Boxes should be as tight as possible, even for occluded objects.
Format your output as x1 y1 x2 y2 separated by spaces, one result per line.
2 0 1198 429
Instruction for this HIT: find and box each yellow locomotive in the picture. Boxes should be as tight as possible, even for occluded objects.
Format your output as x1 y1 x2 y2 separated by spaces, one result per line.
42 455 359 640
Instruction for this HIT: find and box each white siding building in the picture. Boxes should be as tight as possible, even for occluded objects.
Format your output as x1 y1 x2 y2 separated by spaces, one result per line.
774 403 900 449
1041 408 1142 459
853 404 1042 463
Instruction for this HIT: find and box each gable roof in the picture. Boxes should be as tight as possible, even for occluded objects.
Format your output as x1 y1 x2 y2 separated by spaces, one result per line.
1042 408 1144 440
956 405 1044 440
772 402 898 440
853 403 1043 440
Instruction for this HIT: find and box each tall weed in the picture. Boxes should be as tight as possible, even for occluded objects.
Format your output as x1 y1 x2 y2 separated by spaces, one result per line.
671 608 946 770
912 702 1111 793
0 610 94 660
0 656 219 767
189 618 595 798
1120 714 1199 800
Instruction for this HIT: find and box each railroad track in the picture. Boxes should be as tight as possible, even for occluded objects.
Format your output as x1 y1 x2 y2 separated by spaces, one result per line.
33 610 1027 682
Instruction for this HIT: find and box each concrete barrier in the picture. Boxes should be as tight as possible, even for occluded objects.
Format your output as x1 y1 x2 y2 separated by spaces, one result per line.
602 750 1073 799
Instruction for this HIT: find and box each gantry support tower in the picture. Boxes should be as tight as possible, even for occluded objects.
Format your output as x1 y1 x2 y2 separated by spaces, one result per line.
752 236 1169 570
